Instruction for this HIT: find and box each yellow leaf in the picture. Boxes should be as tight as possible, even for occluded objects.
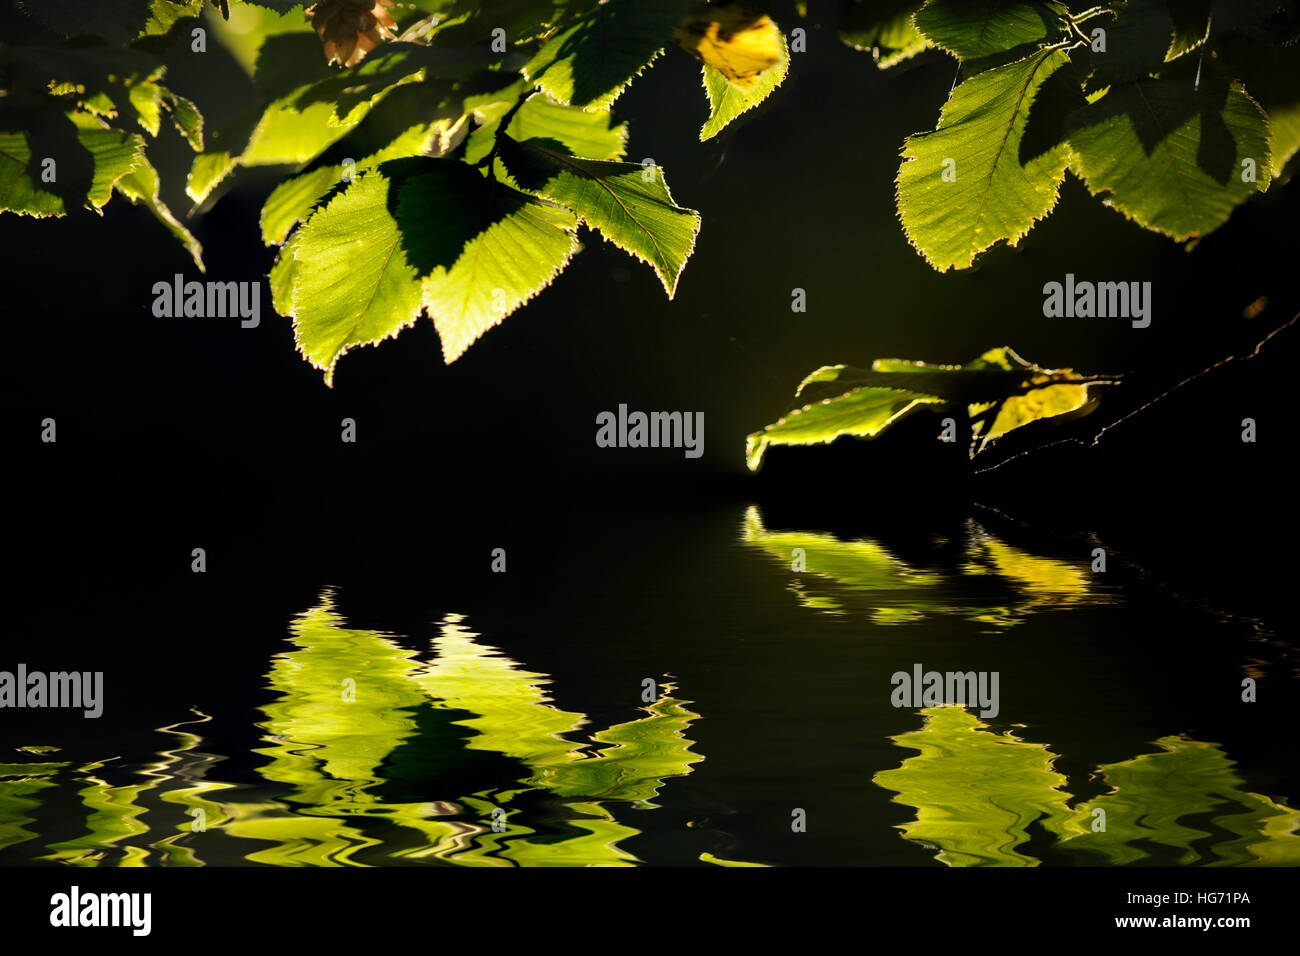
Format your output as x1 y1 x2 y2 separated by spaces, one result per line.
674 2 782 91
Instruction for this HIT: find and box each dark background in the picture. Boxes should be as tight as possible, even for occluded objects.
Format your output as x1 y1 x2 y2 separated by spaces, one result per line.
2 2 1298 861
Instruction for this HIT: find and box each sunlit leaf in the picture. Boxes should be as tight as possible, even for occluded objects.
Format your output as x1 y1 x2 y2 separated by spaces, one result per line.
523 0 688 111
499 134 700 295
838 0 932 67
409 162 580 363
286 169 425 385
463 91 629 165
185 150 235 203
0 122 146 217
914 0 1065 74
746 345 1109 469
1068 79 1272 241
897 48 1071 271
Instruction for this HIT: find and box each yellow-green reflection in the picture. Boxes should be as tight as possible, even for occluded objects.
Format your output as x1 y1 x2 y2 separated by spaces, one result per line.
22 594 705 867
0 596 715 866
206 598 710 865
875 706 1084 866
876 707 1300 867
741 506 1115 627
0 762 67 854
1063 736 1300 866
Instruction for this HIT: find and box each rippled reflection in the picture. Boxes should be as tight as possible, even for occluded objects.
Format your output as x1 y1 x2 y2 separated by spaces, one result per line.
876 706 1300 866
2 570 1295 866
0 595 710 866
741 506 1117 627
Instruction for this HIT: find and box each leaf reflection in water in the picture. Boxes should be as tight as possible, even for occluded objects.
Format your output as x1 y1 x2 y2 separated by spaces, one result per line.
0 594 714 867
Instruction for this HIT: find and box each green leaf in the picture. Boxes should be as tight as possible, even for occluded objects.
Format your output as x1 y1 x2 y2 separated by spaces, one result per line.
407 163 581 362
896 47 1071 272
838 0 932 67
186 150 235 203
260 167 342 246
259 108 446 245
746 346 1111 469
698 31 789 140
499 135 699 295
1216 34 1300 178
0 132 66 217
1085 0 1208 92
144 0 204 37
1067 78 1272 241
114 154 204 270
745 369 943 471
239 51 427 166
1266 101 1300 178
913 0 1065 74
437 0 591 44
285 158 581 378
960 346 1099 450
1166 0 1212 60
285 170 425 385
0 121 145 217
128 77 166 136
523 0 688 111
165 92 204 151
463 92 629 166
269 234 300 316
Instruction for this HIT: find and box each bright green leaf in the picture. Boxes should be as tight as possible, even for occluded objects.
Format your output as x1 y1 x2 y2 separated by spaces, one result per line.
0 121 145 217
746 370 943 472
747 346 1112 469
405 163 581 362
1068 79 1272 241
143 0 203 37
838 0 932 67
260 167 343 247
186 150 235 203
0 132 67 217
287 171 426 385
914 0 1064 74
897 47 1071 272
165 92 204 151
259 105 448 246
464 93 629 166
499 135 699 295
523 0 688 111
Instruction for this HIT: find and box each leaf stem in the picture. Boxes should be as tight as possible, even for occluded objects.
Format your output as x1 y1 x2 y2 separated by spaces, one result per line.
1067 6 1115 25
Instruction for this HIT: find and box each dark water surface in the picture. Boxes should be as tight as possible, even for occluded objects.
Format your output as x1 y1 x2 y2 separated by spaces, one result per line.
4 496 1296 868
